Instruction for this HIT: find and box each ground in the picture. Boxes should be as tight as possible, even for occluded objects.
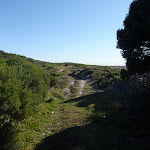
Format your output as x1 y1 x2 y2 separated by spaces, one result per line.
16 67 150 150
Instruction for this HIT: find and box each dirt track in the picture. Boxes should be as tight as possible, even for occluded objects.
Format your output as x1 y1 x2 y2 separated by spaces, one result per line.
77 80 87 97
63 79 87 99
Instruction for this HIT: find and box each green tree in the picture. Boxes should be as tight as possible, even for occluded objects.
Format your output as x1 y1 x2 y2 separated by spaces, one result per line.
117 0 150 75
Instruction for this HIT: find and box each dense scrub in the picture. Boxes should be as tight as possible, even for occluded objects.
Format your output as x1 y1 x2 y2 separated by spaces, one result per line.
0 53 58 149
105 72 150 142
116 73 150 129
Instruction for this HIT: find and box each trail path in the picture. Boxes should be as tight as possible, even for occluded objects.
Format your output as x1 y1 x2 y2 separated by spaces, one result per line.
57 69 64 72
35 77 93 149
34 73 101 150
77 80 87 97
63 79 75 99
21 69 148 150
63 78 88 99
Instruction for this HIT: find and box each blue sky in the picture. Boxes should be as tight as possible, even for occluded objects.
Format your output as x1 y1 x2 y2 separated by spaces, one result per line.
0 0 133 66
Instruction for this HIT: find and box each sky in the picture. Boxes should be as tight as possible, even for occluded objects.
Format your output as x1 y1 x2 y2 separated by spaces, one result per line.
0 0 133 66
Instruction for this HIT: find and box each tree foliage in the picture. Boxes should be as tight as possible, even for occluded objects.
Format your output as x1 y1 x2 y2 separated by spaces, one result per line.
117 0 150 74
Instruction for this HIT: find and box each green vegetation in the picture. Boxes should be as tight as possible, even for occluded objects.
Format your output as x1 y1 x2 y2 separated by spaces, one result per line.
16 93 61 149
35 92 123 150
0 48 150 149
1 4 150 146
0 51 59 149
0 51 123 149
0 1 150 149
69 64 121 89
0 58 51 119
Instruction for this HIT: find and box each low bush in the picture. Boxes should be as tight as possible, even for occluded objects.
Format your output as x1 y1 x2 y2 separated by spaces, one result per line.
0 58 53 121
0 57 57 149
57 76 69 89
110 73 150 129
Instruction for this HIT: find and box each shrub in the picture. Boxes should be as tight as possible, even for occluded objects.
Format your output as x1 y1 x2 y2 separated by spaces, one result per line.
0 57 54 121
111 73 150 129
57 76 69 89
120 69 128 80
0 57 59 149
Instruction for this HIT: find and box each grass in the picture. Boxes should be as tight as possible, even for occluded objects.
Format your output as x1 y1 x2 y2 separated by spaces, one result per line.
16 97 61 149
1 51 149 150
34 91 127 150
34 90 149 150
9 63 123 150
84 82 94 95
4 81 149 150
15 89 92 149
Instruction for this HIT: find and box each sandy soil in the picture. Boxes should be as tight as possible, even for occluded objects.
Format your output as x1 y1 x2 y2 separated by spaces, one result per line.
77 80 87 97
63 79 87 99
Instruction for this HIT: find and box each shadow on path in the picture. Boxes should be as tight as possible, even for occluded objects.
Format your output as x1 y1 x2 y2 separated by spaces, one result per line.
64 91 120 114
34 120 114 150
34 91 146 150
34 92 119 150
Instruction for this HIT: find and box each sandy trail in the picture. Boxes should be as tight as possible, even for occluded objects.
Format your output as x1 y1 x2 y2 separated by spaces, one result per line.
57 69 64 72
63 78 88 99
63 80 75 99
77 80 87 97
